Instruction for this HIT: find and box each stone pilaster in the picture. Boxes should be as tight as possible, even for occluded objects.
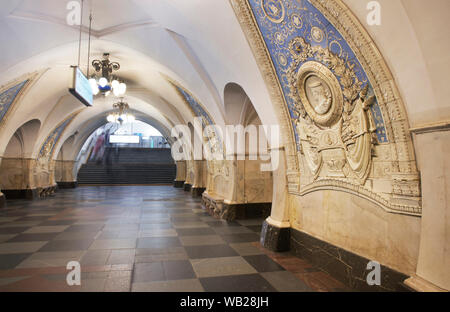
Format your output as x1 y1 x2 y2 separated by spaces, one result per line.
191 187 206 197
183 182 192 192
173 160 186 188
260 147 290 251
55 160 77 188
409 127 450 291
191 160 206 197
0 157 57 199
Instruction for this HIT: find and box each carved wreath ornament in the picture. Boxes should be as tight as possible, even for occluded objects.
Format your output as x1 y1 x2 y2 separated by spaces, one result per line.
287 37 377 184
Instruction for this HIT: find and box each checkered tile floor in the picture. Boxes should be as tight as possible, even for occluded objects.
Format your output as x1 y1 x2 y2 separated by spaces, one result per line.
0 186 349 292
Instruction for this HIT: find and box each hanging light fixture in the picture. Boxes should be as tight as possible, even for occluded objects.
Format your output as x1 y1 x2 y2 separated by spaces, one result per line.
107 98 135 125
89 53 126 97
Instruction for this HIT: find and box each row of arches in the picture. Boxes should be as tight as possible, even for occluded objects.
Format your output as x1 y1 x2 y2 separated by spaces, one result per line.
0 82 264 201
0 0 447 291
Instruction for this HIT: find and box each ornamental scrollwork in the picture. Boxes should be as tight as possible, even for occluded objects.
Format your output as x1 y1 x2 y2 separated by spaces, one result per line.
286 39 377 184
230 0 421 215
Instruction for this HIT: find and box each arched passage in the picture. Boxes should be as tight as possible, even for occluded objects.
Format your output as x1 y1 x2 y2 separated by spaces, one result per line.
201 82 273 220
61 118 176 186
0 119 42 199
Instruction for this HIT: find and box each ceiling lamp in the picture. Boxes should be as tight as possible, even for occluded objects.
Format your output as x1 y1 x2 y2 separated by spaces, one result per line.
107 98 135 125
89 53 126 97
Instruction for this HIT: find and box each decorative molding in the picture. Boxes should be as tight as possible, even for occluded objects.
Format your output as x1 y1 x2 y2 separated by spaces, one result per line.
0 71 43 132
38 110 82 161
162 73 225 166
410 121 450 134
230 0 421 215
160 73 212 123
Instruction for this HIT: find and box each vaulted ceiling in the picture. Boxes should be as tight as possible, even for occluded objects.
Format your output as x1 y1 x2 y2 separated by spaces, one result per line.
0 0 448 160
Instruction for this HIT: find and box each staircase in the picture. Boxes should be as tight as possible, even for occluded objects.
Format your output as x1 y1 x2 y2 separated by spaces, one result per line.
77 148 176 185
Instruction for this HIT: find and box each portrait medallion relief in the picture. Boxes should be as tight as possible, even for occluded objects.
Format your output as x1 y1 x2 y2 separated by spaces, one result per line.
304 76 332 115
297 61 343 127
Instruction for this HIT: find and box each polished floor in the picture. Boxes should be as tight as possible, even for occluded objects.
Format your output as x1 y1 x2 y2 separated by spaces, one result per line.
0 186 348 292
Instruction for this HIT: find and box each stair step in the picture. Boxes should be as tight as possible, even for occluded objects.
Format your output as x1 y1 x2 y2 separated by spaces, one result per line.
79 147 176 185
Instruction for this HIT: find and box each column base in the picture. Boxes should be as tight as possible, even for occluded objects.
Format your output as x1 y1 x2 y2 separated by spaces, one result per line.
3 186 58 200
173 180 185 188
0 194 5 208
290 228 410 292
57 181 78 189
191 187 206 197
202 193 271 221
3 189 39 200
403 275 447 292
260 219 290 252
37 185 58 198
183 183 192 192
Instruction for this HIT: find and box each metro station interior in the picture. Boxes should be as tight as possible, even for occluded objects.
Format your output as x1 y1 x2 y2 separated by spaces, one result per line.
0 0 449 293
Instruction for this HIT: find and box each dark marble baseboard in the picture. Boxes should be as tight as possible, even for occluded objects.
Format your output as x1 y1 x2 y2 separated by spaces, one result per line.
260 220 290 252
191 187 206 197
202 195 271 221
3 188 39 200
3 186 58 200
57 181 78 189
290 228 410 292
183 183 192 192
0 194 5 208
228 202 271 220
173 180 185 188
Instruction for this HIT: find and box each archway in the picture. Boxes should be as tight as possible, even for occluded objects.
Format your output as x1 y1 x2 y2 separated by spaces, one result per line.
201 83 273 220
69 119 175 186
0 119 41 199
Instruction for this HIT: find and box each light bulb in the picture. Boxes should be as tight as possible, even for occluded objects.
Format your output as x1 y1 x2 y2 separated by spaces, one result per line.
111 80 119 89
105 91 111 97
113 88 121 97
118 83 127 95
99 77 108 88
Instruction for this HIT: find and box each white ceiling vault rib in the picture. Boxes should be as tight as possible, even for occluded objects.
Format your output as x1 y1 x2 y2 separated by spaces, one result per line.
167 29 226 122
8 9 158 38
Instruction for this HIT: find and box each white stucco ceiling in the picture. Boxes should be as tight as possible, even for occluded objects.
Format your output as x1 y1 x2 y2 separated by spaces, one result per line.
0 0 448 158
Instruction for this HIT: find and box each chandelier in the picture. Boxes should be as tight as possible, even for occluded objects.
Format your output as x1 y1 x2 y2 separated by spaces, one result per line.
107 98 135 125
89 53 127 97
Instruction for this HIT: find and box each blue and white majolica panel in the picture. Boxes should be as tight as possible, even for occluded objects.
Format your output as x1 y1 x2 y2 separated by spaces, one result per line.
0 80 28 123
175 86 214 126
174 85 224 155
247 0 388 144
38 115 77 159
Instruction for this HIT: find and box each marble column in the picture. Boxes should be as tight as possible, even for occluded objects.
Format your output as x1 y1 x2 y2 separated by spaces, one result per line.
261 147 290 251
173 160 186 188
405 126 450 291
191 160 206 197
0 158 40 199
55 160 78 188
